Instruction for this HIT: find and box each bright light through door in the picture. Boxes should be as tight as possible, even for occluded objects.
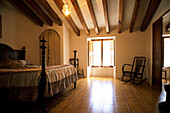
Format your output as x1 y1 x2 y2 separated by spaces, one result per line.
164 38 170 67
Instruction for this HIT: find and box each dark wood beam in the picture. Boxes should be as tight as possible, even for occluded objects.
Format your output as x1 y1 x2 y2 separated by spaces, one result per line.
71 0 90 35
86 0 99 35
118 0 123 33
54 0 80 36
7 0 43 27
0 15 2 38
162 9 170 19
25 0 53 26
36 0 62 26
130 0 141 33
166 22 170 32
102 0 110 34
141 0 161 32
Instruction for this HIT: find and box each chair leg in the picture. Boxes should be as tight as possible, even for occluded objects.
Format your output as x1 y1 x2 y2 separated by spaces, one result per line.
130 74 132 81
82 69 85 78
140 76 143 83
74 82 76 88
165 71 167 83
132 74 136 84
132 75 147 85
121 74 124 81
121 73 132 82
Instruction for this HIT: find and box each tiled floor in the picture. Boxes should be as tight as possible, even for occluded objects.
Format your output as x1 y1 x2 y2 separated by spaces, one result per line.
1 77 167 113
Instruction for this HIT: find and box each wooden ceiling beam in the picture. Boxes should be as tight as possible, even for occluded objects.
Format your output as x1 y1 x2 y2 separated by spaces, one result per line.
71 0 90 35
36 0 62 26
86 0 99 35
141 0 161 32
0 15 2 38
118 0 123 33
166 22 170 32
7 0 43 27
102 0 110 34
130 0 141 33
54 0 80 36
25 0 53 26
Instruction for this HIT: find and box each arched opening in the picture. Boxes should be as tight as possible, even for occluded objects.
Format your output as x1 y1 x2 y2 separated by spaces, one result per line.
39 29 61 66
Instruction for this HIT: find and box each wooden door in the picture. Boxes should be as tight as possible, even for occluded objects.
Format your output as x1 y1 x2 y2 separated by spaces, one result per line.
152 18 162 90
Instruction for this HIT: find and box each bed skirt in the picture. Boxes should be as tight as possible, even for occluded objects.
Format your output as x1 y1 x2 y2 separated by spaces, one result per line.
0 65 78 101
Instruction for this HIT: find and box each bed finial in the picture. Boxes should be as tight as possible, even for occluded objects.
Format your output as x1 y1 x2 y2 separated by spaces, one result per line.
22 46 26 51
22 46 26 58
40 37 47 72
73 50 77 88
73 50 77 68
39 36 47 113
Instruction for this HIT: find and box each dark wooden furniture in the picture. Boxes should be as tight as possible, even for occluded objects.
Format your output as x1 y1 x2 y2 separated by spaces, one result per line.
162 67 167 83
0 15 2 38
0 43 26 61
39 37 47 113
152 17 162 90
0 42 78 113
69 58 79 68
121 56 146 84
39 38 77 113
70 50 85 78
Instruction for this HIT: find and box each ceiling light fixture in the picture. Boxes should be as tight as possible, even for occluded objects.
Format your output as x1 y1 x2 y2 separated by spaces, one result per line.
62 1 71 16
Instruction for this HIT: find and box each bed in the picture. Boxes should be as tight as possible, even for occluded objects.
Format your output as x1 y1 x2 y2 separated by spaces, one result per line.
0 41 78 104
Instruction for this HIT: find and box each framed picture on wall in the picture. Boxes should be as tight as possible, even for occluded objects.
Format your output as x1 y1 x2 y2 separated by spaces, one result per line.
0 15 2 38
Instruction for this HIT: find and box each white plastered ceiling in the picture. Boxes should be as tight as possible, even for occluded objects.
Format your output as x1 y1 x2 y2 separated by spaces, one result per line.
48 0 151 32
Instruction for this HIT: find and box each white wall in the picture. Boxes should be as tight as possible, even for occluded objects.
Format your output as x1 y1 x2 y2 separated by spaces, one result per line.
63 23 70 64
1 0 169 84
68 0 170 85
0 0 69 65
91 67 114 77
69 28 150 80
144 0 170 84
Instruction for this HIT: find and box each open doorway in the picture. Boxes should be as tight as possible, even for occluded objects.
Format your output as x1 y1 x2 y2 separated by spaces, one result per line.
162 10 170 86
162 36 170 86
39 29 61 66
152 10 170 90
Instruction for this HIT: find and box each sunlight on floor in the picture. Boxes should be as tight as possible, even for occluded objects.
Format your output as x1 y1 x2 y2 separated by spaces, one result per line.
49 77 166 113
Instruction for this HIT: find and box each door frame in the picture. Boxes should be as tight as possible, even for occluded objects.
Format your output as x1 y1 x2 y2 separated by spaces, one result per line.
152 9 170 90
152 18 162 90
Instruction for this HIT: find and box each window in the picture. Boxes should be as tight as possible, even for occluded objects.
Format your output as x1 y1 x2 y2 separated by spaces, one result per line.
164 38 170 67
88 39 114 67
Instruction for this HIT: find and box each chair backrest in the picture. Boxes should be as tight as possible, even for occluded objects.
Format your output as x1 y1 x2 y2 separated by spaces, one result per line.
69 58 79 68
132 57 146 74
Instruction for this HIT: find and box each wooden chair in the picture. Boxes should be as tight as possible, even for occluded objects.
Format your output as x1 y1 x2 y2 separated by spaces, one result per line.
162 67 167 83
69 58 85 78
121 56 146 84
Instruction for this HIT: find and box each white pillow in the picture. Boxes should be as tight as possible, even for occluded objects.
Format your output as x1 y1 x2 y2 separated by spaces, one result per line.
18 60 27 65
